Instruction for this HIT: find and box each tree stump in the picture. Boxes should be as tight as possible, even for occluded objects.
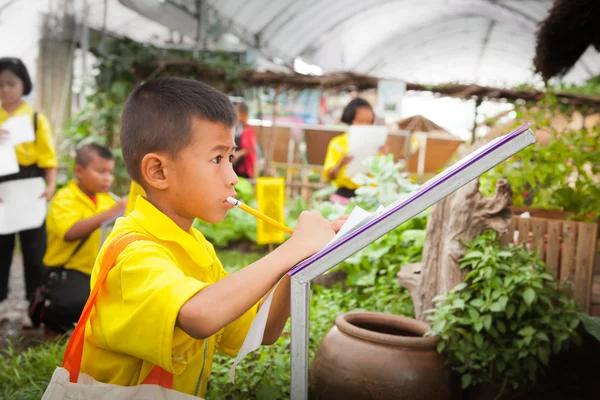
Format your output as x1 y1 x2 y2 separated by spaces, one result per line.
398 178 513 320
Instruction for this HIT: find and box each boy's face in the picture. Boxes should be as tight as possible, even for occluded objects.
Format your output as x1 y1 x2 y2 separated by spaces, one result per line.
75 154 115 195
167 118 238 224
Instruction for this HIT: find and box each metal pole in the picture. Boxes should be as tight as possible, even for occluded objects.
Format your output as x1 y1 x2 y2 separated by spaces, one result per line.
290 277 310 400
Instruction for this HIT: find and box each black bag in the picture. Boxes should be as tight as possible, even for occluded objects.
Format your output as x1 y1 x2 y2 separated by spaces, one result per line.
29 235 91 332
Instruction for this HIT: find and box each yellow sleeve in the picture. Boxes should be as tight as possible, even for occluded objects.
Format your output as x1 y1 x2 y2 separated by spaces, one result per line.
46 190 80 239
95 244 207 374
214 262 259 357
126 182 145 215
323 138 342 181
35 113 58 168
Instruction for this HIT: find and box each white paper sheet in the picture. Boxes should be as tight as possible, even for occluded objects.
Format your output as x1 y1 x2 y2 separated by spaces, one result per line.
1 114 35 145
0 146 19 177
229 278 283 383
346 125 388 175
0 178 47 234
229 205 378 381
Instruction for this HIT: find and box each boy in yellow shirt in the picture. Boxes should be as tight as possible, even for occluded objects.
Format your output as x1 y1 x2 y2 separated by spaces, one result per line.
79 78 346 397
36 144 126 339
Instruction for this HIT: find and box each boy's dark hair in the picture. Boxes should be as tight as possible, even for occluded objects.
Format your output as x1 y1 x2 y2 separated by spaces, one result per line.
340 97 374 125
0 57 33 96
121 77 237 184
76 143 114 167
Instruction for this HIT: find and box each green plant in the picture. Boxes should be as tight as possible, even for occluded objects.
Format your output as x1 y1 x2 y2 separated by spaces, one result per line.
352 155 418 210
427 231 581 393
59 37 252 195
311 155 427 286
481 106 600 222
0 340 66 400
206 270 413 399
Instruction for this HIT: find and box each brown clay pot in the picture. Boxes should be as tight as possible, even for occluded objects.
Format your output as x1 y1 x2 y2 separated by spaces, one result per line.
309 311 458 400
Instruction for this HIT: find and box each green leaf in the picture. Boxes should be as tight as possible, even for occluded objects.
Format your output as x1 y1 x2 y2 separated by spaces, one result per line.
453 299 465 309
579 312 600 342
474 333 484 348
461 374 474 389
518 302 528 318
468 308 480 321
470 299 485 308
436 341 446 353
474 322 484 332
523 288 536 306
453 283 468 292
506 303 516 319
552 339 562 354
462 251 483 260
540 273 555 281
498 251 512 258
482 315 492 331
490 302 504 312
497 320 507 334
519 326 536 337
537 347 550 366
496 358 506 372
535 332 550 342
433 320 447 333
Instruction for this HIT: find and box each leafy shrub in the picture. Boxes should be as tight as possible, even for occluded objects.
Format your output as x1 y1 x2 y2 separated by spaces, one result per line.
427 231 581 392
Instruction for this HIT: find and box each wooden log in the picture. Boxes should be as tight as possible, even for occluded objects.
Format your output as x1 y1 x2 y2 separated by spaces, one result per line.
398 178 513 320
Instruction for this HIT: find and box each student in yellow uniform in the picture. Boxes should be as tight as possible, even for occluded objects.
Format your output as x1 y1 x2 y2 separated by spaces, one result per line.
37 144 127 340
323 97 388 204
78 78 347 397
0 57 57 318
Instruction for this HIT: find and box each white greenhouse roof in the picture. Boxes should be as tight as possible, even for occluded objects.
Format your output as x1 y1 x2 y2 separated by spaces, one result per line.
119 0 600 86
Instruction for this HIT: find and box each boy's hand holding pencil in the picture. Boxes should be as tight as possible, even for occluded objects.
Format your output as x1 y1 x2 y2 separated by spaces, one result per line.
227 197 348 256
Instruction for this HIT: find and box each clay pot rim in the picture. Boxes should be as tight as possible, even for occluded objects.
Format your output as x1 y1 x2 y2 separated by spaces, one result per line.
336 311 440 349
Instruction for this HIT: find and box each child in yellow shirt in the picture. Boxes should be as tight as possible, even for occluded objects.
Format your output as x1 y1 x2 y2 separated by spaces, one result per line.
323 97 389 204
36 144 126 339
0 57 58 321
79 78 346 397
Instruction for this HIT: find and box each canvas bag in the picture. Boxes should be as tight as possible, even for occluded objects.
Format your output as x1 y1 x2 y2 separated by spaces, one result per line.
42 233 202 399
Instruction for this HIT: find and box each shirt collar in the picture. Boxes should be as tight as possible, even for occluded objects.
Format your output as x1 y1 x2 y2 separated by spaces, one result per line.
129 196 214 265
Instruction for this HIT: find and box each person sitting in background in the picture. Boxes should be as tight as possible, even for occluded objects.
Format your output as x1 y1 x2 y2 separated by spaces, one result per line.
233 103 257 179
35 143 126 340
323 97 388 204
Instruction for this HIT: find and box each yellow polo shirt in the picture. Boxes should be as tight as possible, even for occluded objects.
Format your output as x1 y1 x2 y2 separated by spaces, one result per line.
81 196 258 397
44 181 116 275
323 133 359 190
0 102 57 168
125 181 145 215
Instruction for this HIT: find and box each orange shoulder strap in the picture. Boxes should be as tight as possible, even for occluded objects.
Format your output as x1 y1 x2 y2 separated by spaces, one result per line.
62 233 173 389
